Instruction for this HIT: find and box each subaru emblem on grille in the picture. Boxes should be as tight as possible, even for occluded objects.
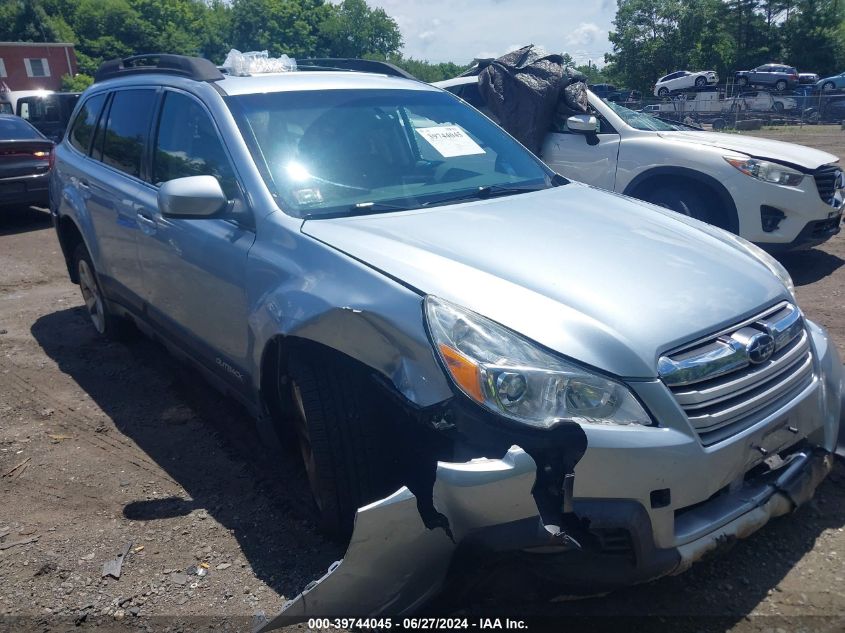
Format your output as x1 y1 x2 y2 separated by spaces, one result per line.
745 332 775 364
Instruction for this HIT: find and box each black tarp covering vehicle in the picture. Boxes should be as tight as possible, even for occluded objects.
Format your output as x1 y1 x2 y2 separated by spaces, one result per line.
475 45 588 154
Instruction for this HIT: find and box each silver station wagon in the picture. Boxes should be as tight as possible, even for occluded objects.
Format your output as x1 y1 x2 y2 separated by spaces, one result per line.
49 54 844 623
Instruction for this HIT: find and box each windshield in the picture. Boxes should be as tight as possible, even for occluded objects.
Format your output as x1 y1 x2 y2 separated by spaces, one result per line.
603 99 692 131
227 89 555 218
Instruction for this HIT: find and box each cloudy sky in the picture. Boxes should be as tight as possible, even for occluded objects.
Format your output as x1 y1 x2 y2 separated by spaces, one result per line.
367 0 617 66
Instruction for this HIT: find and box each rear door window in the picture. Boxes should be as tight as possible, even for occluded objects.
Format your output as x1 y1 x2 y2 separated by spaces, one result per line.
99 89 157 178
68 93 106 154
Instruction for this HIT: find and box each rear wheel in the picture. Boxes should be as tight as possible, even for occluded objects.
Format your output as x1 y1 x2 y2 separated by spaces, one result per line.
657 87 669 98
73 244 132 340
775 80 787 91
694 76 707 88
822 81 835 91
643 184 716 226
288 349 398 537
772 101 784 112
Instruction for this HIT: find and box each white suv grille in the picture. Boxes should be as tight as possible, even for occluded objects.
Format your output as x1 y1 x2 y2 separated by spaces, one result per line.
658 303 813 446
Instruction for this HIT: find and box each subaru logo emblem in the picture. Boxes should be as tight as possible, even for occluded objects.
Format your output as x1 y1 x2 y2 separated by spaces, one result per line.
746 332 775 364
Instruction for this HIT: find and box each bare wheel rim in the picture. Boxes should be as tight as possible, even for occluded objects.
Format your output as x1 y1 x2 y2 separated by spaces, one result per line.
78 259 105 334
291 381 323 511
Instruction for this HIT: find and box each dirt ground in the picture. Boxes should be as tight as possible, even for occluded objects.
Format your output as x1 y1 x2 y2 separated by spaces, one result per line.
1 128 844 632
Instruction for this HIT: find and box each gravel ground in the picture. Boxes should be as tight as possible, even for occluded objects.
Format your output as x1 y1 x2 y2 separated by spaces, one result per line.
0 128 843 632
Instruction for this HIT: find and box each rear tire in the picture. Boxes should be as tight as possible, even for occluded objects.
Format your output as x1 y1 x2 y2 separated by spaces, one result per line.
72 244 133 340
772 101 784 112
288 349 398 537
643 184 716 226
775 80 787 91
695 76 707 88
822 81 835 92
657 87 669 98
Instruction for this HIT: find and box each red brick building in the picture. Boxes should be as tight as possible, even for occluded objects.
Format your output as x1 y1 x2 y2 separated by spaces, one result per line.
0 42 78 92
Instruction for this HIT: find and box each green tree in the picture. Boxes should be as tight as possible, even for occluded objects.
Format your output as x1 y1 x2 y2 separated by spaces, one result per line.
318 0 402 58
61 72 94 91
200 0 233 62
370 55 468 82
229 0 329 59
781 0 845 76
574 63 611 83
66 0 149 73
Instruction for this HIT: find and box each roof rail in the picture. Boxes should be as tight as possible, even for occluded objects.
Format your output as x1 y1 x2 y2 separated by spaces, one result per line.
95 54 224 83
297 58 417 80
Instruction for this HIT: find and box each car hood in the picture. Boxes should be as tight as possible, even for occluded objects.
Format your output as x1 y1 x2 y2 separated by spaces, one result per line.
656 130 838 170
302 184 789 378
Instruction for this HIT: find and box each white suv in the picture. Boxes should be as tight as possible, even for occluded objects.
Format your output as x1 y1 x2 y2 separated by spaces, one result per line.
654 69 718 97
436 76 843 251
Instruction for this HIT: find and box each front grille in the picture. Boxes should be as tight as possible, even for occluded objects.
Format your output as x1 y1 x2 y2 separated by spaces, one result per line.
659 303 813 446
809 216 842 238
813 164 841 206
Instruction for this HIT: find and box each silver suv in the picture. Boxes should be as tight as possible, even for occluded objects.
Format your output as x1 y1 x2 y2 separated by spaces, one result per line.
50 54 843 618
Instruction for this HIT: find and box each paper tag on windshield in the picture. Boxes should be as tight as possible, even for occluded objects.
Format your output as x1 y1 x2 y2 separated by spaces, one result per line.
417 126 485 157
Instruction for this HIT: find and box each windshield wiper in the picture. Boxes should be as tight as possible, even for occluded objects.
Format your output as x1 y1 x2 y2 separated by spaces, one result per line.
350 200 416 213
302 177 568 219
420 182 553 208
302 199 419 219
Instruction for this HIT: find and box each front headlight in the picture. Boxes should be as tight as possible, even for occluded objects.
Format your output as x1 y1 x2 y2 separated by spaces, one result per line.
425 296 652 429
724 156 805 186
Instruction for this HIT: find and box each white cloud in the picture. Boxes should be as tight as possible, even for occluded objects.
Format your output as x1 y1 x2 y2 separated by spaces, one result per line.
368 0 615 65
565 22 604 48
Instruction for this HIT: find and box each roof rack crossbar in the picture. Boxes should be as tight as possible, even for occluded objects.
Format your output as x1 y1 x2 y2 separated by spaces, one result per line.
95 54 224 83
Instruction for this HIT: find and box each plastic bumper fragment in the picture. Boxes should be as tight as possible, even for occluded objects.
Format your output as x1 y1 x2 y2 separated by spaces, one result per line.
256 447 537 631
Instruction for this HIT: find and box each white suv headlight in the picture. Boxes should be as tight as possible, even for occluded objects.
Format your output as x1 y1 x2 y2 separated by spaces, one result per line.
724 156 805 186
425 296 652 429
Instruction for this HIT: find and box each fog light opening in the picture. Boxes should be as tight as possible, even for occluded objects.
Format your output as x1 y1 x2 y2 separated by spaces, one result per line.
761 205 786 233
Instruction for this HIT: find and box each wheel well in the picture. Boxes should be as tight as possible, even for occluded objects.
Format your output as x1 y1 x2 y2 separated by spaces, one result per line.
258 334 451 521
259 335 406 439
57 216 85 283
624 169 739 234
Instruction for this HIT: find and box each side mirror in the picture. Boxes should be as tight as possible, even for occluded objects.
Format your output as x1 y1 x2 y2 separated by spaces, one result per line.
158 175 227 219
567 114 599 134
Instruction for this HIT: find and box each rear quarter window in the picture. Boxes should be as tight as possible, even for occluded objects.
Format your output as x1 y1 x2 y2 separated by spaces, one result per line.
68 93 106 153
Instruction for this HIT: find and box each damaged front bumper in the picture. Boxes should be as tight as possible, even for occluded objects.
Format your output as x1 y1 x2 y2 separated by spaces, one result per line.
258 447 540 628
257 443 833 630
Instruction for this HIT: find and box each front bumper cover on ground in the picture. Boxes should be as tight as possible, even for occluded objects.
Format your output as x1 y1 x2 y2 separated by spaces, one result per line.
256 447 540 630
256 443 833 631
